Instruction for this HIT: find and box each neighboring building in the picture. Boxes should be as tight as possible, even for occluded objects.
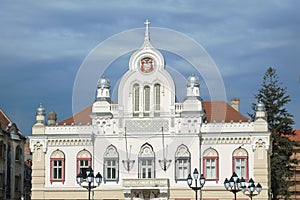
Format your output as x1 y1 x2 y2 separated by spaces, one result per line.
29 21 271 200
23 142 32 200
288 130 300 200
0 108 27 200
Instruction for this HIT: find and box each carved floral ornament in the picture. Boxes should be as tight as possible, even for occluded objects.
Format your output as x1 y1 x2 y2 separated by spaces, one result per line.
252 136 270 151
30 139 47 153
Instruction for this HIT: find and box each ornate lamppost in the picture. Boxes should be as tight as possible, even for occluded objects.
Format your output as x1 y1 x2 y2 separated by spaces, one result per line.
224 172 262 200
76 166 102 200
241 178 262 200
224 172 242 200
187 168 205 200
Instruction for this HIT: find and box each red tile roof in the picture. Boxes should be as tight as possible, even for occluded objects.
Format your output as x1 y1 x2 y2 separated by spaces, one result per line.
288 130 300 141
202 101 248 123
59 100 249 125
0 108 12 131
0 108 24 137
59 105 92 125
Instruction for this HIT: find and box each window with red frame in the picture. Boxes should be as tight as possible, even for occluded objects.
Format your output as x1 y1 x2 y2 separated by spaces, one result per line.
76 150 92 176
50 150 65 183
203 148 219 182
232 148 249 180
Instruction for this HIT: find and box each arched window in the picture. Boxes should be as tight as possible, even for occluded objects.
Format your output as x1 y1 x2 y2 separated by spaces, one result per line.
76 149 92 176
133 84 140 115
203 148 219 182
144 85 150 115
15 145 22 162
103 145 119 183
139 143 155 178
154 83 161 111
50 150 65 183
232 148 249 180
175 144 191 182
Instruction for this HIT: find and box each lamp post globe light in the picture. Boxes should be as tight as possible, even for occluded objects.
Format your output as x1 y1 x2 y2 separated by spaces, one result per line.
241 178 262 200
76 166 102 200
187 168 205 200
224 172 262 200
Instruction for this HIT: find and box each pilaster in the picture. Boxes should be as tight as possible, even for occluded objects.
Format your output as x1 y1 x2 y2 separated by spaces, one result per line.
30 139 47 199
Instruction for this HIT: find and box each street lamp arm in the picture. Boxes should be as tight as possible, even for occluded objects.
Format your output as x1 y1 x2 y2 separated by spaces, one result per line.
189 185 204 191
82 185 99 190
187 168 205 200
224 172 262 200
76 166 102 200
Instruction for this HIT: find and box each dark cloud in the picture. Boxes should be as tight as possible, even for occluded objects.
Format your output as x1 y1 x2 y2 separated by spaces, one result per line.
0 0 299 135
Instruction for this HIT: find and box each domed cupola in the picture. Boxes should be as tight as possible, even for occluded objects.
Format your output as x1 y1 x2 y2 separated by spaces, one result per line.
47 110 57 126
92 75 113 120
256 101 265 111
97 76 110 89
35 103 46 124
182 74 203 118
96 76 111 102
187 74 200 88
186 74 200 98
36 103 45 116
255 100 266 120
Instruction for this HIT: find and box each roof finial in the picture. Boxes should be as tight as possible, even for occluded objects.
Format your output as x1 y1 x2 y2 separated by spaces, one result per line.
144 19 150 41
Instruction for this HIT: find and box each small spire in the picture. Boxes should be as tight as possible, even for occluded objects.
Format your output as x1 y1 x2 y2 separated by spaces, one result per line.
144 19 150 41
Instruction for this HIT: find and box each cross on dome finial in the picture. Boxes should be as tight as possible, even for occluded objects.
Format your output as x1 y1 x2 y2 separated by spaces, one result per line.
144 19 150 41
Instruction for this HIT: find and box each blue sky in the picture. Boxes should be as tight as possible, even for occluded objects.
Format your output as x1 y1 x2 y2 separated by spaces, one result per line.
0 0 299 136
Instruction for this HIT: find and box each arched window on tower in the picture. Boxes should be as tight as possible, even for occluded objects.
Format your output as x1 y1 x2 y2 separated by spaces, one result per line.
232 148 249 180
154 83 161 111
139 143 155 178
133 84 140 116
50 150 65 184
144 85 150 116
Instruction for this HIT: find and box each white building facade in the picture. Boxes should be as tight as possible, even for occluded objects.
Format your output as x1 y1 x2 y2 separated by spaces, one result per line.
30 22 271 200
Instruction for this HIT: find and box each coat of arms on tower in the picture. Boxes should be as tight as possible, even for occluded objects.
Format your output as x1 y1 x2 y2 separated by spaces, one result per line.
140 57 154 73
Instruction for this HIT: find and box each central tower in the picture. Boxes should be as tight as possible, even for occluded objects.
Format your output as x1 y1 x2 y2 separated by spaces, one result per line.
118 19 175 117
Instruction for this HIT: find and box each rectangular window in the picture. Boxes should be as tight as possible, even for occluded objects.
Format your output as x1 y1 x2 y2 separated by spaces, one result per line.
144 86 150 112
235 158 246 178
141 159 153 178
0 173 3 189
53 160 63 180
15 146 21 162
134 85 140 112
0 141 3 158
176 158 189 180
155 84 160 110
77 159 90 177
205 158 216 179
104 158 118 182
203 156 219 182
106 160 117 180
15 175 21 192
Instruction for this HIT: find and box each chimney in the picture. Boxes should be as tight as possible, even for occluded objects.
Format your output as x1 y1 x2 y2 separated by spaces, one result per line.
230 98 240 112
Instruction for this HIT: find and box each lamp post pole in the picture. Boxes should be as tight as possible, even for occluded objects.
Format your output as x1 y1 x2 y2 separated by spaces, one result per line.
76 166 102 200
224 172 262 200
187 168 205 200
